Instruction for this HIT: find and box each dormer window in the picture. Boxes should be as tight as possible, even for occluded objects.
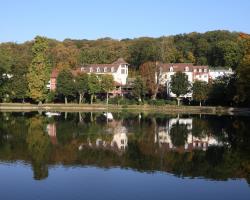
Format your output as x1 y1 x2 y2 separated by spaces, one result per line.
185 66 189 72
97 67 100 73
104 67 107 72
170 67 173 72
89 67 93 72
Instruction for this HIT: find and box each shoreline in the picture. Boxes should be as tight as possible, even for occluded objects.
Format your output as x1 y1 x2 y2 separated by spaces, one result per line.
1 103 250 115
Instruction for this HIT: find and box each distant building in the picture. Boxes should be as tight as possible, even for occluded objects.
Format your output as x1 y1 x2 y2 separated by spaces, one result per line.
158 63 209 98
209 68 233 80
48 58 129 95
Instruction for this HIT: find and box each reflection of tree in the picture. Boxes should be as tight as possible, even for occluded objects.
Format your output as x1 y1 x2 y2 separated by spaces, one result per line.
26 116 51 180
170 122 188 147
192 118 210 138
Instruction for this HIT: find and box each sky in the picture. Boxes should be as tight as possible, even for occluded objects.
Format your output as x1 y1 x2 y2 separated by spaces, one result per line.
1 0 250 43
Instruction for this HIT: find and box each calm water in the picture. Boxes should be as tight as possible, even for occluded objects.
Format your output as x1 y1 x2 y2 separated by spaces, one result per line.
0 112 249 200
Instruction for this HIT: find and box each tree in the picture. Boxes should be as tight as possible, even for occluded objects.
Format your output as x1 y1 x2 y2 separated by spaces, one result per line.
88 74 101 104
236 38 250 105
75 73 89 104
26 116 51 180
132 76 146 102
211 40 243 69
192 81 210 106
56 69 75 104
170 72 191 106
27 36 51 103
170 121 188 147
100 74 115 105
128 38 160 67
208 75 237 106
51 43 80 70
139 61 162 100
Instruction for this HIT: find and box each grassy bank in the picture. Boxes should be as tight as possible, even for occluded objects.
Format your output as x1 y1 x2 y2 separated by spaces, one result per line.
0 102 244 115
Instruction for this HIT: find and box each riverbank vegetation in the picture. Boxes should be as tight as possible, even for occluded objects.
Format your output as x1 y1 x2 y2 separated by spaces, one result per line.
0 30 250 106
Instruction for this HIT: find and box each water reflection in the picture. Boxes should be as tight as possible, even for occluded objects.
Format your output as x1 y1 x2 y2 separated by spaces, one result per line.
0 112 249 184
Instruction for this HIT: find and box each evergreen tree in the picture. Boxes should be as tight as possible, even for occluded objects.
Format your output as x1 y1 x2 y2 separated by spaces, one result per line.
100 74 115 105
192 81 210 106
132 76 146 102
88 74 101 104
75 73 89 104
170 72 191 106
56 69 75 104
27 36 51 103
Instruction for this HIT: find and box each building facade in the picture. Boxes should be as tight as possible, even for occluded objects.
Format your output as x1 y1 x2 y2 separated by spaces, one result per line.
158 63 209 98
48 58 129 92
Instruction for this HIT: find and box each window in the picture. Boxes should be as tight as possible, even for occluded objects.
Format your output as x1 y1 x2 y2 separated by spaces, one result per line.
121 69 125 74
204 69 207 72
111 67 114 73
185 66 189 72
170 67 173 72
104 67 107 72
89 67 93 72
194 69 197 72
121 139 124 144
97 67 100 72
199 69 202 72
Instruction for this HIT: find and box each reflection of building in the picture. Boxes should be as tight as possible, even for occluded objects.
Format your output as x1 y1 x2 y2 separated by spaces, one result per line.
80 120 128 152
111 131 128 150
46 123 57 145
155 118 222 151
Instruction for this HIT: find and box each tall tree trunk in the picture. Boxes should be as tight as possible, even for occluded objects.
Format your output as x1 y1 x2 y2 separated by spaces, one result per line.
79 93 83 104
106 92 109 105
90 94 93 104
64 96 68 104
177 97 180 106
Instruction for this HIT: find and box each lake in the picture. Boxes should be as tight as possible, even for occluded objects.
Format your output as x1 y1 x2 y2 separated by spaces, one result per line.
0 112 249 200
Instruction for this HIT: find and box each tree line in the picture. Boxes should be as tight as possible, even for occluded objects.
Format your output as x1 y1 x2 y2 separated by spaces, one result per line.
0 31 250 106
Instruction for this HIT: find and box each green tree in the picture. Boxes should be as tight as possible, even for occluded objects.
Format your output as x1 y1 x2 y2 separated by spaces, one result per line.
170 121 188 147
170 72 191 106
132 76 146 102
56 69 75 104
26 116 51 180
212 40 242 69
27 36 51 103
88 74 101 104
192 81 210 106
100 74 115 105
9 61 28 102
75 73 89 104
236 38 250 105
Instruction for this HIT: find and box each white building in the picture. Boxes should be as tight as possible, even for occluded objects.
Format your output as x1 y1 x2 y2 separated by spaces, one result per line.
49 58 129 91
209 68 233 80
158 63 209 98
80 58 129 86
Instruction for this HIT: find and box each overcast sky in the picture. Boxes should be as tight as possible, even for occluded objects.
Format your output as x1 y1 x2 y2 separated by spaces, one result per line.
1 0 249 43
